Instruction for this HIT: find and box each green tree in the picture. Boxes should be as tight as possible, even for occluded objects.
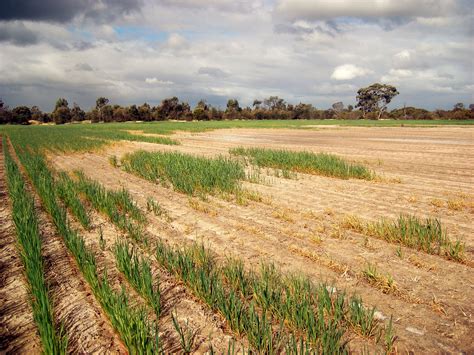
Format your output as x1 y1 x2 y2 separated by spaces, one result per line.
11 106 32 124
193 100 209 121
95 97 109 110
52 106 71 124
55 98 69 110
226 99 241 112
356 83 399 120
71 103 86 121
263 96 286 110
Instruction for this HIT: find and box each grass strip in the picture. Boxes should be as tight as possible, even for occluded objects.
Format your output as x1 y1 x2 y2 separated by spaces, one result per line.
3 137 67 354
1 124 178 154
120 150 245 196
230 147 374 180
343 214 465 261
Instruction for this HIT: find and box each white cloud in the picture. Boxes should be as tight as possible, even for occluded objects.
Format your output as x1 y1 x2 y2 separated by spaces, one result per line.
275 0 457 21
156 0 261 12
331 64 372 80
145 77 174 85
166 33 188 49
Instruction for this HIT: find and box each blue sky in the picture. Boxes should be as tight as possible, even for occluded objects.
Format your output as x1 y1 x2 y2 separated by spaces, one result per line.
0 0 472 111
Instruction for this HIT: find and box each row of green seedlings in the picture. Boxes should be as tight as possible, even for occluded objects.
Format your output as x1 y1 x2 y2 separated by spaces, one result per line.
70 170 146 241
2 138 67 354
12 148 161 353
155 241 397 353
115 241 205 354
58 167 213 353
156 241 289 353
64 172 332 352
222 255 397 352
56 167 205 353
230 147 375 180
56 171 91 229
60 170 232 354
342 214 465 262
68 172 393 351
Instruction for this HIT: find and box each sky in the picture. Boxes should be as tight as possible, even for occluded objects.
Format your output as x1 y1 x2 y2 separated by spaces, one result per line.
0 0 473 112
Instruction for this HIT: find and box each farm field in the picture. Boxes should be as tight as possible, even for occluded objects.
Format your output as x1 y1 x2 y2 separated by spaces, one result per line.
0 121 473 353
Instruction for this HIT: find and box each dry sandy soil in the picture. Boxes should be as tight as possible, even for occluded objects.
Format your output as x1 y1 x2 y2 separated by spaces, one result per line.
2 126 473 353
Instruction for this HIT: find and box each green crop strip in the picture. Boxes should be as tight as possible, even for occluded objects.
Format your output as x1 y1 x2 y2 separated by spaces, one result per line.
155 241 287 353
71 170 146 241
230 147 374 180
121 150 245 196
8 145 160 354
343 214 465 262
56 171 91 229
3 137 68 354
114 241 161 318
222 259 387 349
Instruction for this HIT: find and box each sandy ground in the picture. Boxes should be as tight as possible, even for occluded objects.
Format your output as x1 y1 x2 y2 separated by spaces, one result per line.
10 125 474 353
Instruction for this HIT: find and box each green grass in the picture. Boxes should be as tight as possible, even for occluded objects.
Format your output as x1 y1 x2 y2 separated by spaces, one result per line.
3 137 68 354
114 241 161 317
348 297 378 338
230 147 374 180
343 214 465 261
121 150 245 196
171 310 197 354
56 171 91 229
155 241 393 353
155 241 287 353
0 123 179 153
72 170 146 241
13 155 392 353
9 146 160 353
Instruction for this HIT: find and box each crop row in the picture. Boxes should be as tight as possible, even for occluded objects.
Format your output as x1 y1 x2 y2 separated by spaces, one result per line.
156 242 399 353
3 137 67 354
9 145 160 353
72 170 146 241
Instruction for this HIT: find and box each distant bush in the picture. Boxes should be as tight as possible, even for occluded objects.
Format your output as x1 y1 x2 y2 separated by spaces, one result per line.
1 96 473 125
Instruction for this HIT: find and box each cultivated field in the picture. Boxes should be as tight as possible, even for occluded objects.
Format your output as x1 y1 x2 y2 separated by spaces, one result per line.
0 121 473 353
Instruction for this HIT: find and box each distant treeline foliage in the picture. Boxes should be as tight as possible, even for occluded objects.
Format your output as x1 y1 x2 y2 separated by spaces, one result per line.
1 96 473 125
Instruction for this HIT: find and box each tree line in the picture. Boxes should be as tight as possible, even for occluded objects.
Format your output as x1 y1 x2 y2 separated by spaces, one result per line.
1 83 473 125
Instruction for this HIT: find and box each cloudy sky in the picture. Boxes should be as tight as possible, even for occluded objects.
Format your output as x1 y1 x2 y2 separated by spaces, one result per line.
0 0 472 111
